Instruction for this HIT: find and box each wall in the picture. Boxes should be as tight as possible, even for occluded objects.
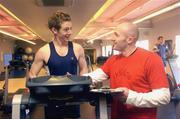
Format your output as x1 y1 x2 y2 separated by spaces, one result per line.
75 40 102 58
15 40 46 53
85 40 102 58
0 37 46 73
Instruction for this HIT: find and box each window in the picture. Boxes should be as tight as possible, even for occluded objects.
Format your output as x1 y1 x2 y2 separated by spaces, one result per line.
105 45 112 56
102 46 106 57
136 40 149 50
102 45 112 57
102 45 119 56
113 50 119 55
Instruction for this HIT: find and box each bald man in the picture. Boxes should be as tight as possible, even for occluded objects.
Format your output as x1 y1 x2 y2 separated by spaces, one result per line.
84 21 170 119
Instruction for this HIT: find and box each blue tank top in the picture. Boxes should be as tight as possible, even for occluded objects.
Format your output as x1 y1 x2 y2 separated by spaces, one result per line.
47 41 78 76
157 44 167 59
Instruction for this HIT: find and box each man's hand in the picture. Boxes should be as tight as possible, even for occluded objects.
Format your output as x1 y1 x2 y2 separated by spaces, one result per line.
88 76 102 89
115 87 129 97
112 87 129 103
28 72 37 79
66 72 72 76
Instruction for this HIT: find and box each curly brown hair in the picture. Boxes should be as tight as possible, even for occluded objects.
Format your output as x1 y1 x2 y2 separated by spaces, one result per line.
48 11 71 31
157 36 163 40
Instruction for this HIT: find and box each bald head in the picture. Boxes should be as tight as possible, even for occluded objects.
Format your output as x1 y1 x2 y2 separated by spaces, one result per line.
116 21 139 42
113 21 139 54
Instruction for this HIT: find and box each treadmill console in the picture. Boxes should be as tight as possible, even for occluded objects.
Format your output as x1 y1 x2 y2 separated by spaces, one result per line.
26 75 92 96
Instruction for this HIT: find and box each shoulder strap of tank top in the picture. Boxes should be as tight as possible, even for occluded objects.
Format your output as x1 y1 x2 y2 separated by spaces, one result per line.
49 41 57 57
68 41 74 52
68 41 72 47
68 41 77 59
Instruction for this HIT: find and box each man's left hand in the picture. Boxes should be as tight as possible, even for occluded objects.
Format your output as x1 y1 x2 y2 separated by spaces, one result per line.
113 87 129 103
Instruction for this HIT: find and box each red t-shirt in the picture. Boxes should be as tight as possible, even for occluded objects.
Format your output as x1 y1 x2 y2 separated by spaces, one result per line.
101 48 168 119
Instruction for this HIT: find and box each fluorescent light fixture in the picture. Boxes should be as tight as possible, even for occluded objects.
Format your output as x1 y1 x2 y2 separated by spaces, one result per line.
0 26 10 28
0 4 42 40
87 31 114 43
133 2 180 24
77 0 115 36
0 30 36 45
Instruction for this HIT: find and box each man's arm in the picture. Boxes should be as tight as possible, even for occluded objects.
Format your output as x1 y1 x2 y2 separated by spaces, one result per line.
83 68 108 83
85 68 170 107
125 88 170 107
77 46 96 119
85 69 170 107
152 45 159 52
114 87 170 107
77 45 88 75
29 49 44 78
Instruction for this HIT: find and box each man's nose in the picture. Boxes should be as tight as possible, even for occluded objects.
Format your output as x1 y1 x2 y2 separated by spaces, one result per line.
68 29 72 35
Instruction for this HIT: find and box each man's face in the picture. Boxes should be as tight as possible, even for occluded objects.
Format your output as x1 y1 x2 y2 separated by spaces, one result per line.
58 21 72 41
158 37 164 44
113 30 128 52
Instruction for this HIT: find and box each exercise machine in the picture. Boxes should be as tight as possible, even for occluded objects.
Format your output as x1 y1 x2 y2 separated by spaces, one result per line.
11 75 123 119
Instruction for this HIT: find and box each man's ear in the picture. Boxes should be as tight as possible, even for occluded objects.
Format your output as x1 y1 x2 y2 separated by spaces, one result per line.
51 27 58 35
127 36 135 44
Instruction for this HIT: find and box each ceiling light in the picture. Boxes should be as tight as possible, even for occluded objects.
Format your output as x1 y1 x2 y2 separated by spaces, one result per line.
87 31 114 43
0 30 36 45
76 0 115 37
133 2 180 24
0 26 10 28
0 4 42 40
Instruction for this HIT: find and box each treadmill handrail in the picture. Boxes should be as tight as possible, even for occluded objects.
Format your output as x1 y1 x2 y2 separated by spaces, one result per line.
26 75 92 87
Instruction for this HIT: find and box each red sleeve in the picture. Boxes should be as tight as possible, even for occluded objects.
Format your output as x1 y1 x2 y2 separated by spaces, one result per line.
145 53 169 89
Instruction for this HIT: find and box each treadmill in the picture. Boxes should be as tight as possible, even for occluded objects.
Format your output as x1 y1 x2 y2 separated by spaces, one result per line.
12 75 92 119
12 75 123 119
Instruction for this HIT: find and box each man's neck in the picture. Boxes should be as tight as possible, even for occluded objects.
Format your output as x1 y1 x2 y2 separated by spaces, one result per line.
122 46 137 57
54 37 68 47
